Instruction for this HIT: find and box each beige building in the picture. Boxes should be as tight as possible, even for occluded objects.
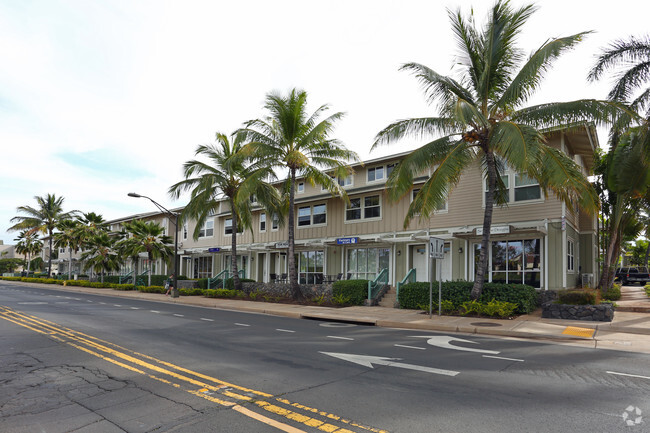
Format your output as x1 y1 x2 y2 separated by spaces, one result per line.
173 124 599 291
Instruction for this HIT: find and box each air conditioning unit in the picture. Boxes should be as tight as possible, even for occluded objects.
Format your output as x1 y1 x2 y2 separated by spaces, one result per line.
581 273 594 287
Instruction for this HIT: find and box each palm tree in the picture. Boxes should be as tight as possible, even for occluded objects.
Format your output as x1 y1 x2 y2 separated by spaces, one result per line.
81 232 121 283
588 35 650 290
169 131 280 291
8 194 78 277
589 35 650 119
372 0 624 299
14 230 43 275
75 212 108 279
242 88 359 300
53 219 82 280
117 220 173 286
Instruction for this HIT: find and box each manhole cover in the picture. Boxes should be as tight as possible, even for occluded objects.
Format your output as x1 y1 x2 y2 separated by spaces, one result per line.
470 322 502 327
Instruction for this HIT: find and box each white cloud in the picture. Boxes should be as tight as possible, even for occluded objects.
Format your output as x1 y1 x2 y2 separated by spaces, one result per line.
1 0 647 243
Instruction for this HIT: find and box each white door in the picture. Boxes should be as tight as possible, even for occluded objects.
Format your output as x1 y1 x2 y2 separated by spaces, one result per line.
411 244 428 282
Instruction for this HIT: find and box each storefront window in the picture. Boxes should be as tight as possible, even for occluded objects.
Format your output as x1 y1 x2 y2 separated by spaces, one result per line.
193 256 213 279
475 239 541 288
298 250 324 284
347 248 390 280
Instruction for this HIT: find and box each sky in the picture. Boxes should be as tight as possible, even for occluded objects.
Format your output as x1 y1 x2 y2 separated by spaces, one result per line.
1 0 647 245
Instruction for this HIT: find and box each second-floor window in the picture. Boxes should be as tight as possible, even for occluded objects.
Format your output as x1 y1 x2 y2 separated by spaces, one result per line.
567 239 575 272
272 213 279 230
199 219 214 238
223 218 242 235
346 195 381 221
484 171 541 204
412 189 447 212
260 213 266 232
298 204 327 226
182 223 188 240
297 182 305 194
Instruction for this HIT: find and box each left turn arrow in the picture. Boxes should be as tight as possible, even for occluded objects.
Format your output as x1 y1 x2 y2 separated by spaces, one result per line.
319 352 459 377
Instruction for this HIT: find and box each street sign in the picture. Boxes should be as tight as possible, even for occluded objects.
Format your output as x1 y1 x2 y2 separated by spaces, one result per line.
208 247 221 253
429 237 444 259
336 237 359 245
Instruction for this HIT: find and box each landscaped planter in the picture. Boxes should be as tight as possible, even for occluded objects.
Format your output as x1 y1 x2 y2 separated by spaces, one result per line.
541 302 614 322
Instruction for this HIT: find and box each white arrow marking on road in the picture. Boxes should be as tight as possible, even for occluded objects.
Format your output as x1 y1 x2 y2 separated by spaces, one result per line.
320 352 459 377
412 335 500 354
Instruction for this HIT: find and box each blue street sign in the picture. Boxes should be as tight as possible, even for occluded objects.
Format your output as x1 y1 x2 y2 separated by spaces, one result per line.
208 247 221 253
336 237 359 245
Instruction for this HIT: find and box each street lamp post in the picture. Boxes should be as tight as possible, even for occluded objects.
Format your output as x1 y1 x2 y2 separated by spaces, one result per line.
128 192 179 298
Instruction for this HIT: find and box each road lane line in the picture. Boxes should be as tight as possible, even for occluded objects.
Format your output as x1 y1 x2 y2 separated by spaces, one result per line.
394 344 425 350
130 307 140 310
200 318 214 322
0 306 388 433
113 304 122 307
173 314 184 317
276 329 295 333
482 355 524 362
327 336 354 340
235 323 250 327
232 404 306 433
150 310 160 313
607 371 650 380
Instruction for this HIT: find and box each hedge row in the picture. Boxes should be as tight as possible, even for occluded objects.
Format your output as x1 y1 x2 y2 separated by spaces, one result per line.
332 279 370 306
197 277 256 290
398 281 538 314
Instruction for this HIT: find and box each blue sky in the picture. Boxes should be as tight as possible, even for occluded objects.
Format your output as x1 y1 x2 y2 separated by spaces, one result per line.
1 0 647 244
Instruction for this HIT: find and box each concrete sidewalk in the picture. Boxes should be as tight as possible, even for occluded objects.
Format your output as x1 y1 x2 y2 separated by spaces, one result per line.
4 280 650 354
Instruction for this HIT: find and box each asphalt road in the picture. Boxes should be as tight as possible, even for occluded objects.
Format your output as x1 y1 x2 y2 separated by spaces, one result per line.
1 282 649 433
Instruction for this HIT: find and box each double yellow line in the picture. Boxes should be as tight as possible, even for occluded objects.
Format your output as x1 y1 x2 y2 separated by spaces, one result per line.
0 306 387 433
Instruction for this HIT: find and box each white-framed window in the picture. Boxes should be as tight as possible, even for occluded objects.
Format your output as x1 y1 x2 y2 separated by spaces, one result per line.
298 250 324 284
322 174 353 191
250 194 257 204
272 212 279 231
346 195 381 222
297 204 327 227
224 218 242 235
297 182 305 194
567 238 575 272
182 223 188 240
411 188 447 212
60 248 66 254
199 219 214 238
260 213 266 232
484 169 541 205
367 163 396 183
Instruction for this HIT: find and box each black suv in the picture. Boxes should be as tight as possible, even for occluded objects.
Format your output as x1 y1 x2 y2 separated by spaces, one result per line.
615 267 650 285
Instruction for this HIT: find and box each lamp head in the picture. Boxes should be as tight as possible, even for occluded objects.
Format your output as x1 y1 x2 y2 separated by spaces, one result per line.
128 192 141 198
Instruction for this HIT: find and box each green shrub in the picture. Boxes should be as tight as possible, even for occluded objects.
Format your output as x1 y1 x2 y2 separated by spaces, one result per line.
602 284 622 301
248 289 263 301
204 289 239 298
179 288 205 296
332 279 369 306
110 284 136 291
0 276 22 281
399 281 537 314
21 277 58 284
645 284 650 297
557 289 598 305
332 292 351 306
480 299 518 318
138 285 165 293
460 299 483 316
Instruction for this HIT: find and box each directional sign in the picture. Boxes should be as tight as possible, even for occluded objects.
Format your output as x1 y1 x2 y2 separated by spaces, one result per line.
429 237 444 259
320 352 459 376
412 335 500 354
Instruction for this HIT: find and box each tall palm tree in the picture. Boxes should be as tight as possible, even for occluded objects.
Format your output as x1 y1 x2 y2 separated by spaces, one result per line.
169 131 280 291
242 89 359 300
589 35 650 119
588 35 650 290
117 220 173 286
81 232 121 283
9 194 78 277
14 230 43 275
372 0 625 299
75 212 108 279
53 219 82 280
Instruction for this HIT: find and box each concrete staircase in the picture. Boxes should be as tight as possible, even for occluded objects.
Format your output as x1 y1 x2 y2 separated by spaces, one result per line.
378 287 397 308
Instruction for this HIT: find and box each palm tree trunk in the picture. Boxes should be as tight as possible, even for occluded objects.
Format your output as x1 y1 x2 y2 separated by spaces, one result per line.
471 150 496 301
230 197 241 291
599 224 621 292
288 167 303 300
68 249 72 280
148 256 152 287
48 230 53 278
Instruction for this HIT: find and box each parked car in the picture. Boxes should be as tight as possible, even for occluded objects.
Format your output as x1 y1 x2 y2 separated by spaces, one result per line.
615 267 650 285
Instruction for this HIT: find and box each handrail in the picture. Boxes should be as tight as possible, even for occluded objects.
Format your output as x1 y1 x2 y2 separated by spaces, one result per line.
395 268 417 301
119 270 134 285
367 268 389 300
209 270 229 290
